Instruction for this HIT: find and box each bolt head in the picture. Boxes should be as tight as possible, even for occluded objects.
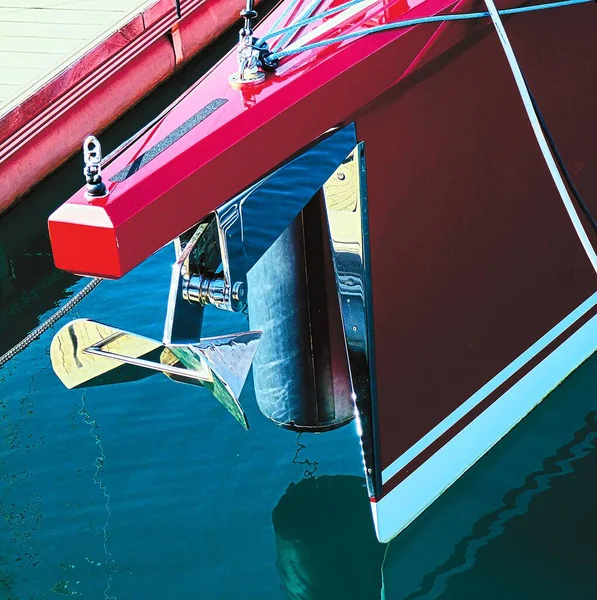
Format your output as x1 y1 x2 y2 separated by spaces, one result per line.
232 281 246 302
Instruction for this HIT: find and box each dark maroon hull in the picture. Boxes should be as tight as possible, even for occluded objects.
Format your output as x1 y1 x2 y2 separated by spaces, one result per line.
357 4 597 493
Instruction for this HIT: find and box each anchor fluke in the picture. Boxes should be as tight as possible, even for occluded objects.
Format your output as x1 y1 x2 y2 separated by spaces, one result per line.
50 319 165 388
163 331 261 429
50 319 261 429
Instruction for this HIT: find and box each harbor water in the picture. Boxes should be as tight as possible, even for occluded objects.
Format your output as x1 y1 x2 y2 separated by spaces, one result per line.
2 31 597 600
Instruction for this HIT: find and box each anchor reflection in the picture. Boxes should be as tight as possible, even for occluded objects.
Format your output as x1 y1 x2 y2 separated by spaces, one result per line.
272 475 387 600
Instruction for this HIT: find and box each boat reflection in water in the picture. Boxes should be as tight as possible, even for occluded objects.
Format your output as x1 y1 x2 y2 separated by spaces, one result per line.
0 207 78 356
272 475 387 600
0 243 15 298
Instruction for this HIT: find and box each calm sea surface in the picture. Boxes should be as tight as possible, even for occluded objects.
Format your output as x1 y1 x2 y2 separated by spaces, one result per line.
2 31 597 600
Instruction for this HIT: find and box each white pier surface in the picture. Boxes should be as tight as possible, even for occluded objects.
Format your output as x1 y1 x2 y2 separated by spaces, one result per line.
0 0 154 114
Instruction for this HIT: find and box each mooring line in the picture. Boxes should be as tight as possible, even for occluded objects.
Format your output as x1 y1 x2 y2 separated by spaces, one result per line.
482 0 597 275
263 0 592 61
0 277 101 368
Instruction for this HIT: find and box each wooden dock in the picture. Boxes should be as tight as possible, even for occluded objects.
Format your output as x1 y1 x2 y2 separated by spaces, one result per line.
0 0 246 215
0 0 156 114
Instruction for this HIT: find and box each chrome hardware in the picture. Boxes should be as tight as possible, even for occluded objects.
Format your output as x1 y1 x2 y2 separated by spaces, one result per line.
50 209 261 428
181 273 246 310
164 218 220 345
83 135 108 199
322 142 381 498
229 35 265 88
229 0 265 88
84 331 211 383
164 216 246 346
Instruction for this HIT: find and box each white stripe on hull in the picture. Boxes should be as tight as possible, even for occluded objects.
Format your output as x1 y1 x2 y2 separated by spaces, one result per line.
372 304 597 543
381 291 597 485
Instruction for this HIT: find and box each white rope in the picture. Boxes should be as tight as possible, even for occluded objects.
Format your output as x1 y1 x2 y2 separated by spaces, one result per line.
483 0 597 275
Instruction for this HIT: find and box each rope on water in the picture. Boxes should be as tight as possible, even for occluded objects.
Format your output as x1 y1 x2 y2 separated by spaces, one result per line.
0 277 102 368
292 432 319 478
262 0 593 61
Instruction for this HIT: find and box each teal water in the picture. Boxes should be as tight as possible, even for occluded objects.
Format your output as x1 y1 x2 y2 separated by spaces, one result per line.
2 33 597 600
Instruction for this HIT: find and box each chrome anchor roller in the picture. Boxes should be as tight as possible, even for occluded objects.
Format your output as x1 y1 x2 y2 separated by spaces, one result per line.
83 135 109 199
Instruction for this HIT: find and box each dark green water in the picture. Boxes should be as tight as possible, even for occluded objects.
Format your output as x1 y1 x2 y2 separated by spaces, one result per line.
2 29 597 600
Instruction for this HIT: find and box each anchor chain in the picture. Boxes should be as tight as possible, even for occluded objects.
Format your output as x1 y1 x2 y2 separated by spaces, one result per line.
0 277 102 368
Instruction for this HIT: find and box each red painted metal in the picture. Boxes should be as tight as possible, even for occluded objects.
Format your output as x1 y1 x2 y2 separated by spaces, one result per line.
0 0 255 215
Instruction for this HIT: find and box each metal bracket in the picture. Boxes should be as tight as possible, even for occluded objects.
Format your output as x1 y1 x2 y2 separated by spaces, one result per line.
229 34 265 88
164 216 246 346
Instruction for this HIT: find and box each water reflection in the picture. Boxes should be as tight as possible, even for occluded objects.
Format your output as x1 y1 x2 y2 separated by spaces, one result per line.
381 354 597 599
399 412 597 600
272 475 387 600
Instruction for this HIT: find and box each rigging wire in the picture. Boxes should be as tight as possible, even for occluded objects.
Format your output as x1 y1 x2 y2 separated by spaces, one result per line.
262 0 593 60
527 81 597 234
264 0 303 39
482 0 597 274
271 0 325 51
257 0 370 45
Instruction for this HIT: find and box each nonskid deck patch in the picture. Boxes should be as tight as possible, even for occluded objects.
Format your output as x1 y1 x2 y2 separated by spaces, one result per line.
110 98 228 183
